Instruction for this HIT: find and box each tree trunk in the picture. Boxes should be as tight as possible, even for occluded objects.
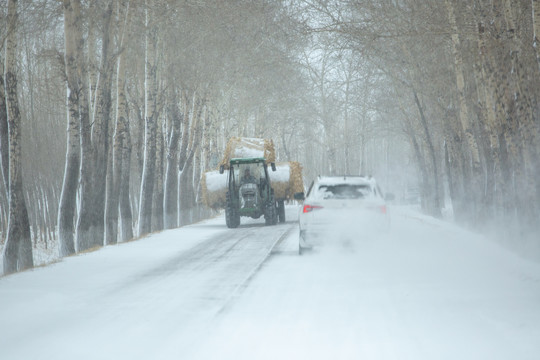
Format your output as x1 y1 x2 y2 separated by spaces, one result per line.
193 136 203 223
58 0 82 256
105 132 115 244
532 0 540 69
474 18 502 220
163 90 181 229
179 160 194 226
178 90 192 172
443 110 468 224
119 132 133 242
445 0 483 221
152 113 164 232
119 112 133 242
413 90 442 218
0 55 8 197
118 0 133 242
179 99 203 226
77 1 115 250
138 10 158 236
2 0 33 274
504 0 539 229
71 0 93 252
94 0 114 245
106 0 132 245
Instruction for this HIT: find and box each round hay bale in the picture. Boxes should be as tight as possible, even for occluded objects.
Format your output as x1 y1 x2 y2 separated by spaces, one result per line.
201 170 228 209
219 137 276 169
289 161 304 195
270 161 304 200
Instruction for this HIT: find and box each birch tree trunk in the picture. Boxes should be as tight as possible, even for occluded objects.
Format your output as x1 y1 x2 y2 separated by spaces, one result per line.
193 140 203 223
445 0 483 220
95 0 114 244
406 124 429 211
152 112 164 232
477 16 514 219
0 55 8 197
474 17 502 219
2 0 33 274
72 0 93 252
413 90 442 218
179 97 203 226
179 160 195 226
501 1 524 221
532 0 540 68
163 88 181 229
504 0 539 227
106 0 131 245
119 127 133 241
118 10 133 241
138 5 158 236
442 107 469 224
119 57 133 242
178 91 192 173
77 0 115 250
58 0 82 256
484 2 521 222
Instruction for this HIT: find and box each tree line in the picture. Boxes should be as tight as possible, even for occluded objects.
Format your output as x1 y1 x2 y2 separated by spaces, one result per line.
301 0 540 241
0 0 310 274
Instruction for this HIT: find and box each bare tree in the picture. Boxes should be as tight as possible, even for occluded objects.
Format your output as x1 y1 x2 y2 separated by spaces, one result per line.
106 0 132 245
2 0 33 274
0 54 8 198
163 86 181 229
77 0 115 250
138 0 159 236
57 0 81 257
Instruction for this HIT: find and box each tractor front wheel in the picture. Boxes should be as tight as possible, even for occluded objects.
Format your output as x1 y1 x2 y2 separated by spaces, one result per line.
277 200 285 223
265 199 278 226
225 191 240 228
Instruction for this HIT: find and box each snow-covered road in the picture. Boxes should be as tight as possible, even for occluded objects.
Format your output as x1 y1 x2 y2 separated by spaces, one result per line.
1 206 539 360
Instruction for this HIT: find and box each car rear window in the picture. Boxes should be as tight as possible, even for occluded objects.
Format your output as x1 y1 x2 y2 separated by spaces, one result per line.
316 184 372 199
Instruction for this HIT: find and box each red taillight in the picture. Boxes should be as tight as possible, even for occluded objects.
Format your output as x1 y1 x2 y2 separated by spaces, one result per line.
380 205 387 214
303 204 323 213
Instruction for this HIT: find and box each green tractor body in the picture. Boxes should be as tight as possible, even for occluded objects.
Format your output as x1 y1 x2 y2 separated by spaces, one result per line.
221 157 278 228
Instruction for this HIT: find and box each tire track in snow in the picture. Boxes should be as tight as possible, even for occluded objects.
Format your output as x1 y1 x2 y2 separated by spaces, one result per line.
107 221 296 318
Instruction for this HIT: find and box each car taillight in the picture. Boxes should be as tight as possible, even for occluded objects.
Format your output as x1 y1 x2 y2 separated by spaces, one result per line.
303 204 323 213
380 205 387 214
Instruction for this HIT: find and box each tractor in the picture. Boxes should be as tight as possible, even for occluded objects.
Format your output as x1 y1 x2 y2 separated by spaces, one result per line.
220 157 278 228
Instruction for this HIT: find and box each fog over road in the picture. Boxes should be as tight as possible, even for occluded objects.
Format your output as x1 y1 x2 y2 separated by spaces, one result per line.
1 206 539 360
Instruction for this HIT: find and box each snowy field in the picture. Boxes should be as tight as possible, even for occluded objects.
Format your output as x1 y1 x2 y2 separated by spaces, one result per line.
1 206 539 360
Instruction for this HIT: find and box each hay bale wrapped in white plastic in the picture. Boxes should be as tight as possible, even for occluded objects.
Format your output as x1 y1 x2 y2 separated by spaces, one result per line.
270 161 304 200
219 137 276 169
201 170 228 209
270 163 291 200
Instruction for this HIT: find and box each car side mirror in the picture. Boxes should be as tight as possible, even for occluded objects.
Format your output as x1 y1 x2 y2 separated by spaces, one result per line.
294 192 305 201
384 193 395 201
219 164 224 174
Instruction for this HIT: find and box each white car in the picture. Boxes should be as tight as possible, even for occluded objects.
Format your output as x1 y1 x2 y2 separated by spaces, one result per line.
296 176 390 253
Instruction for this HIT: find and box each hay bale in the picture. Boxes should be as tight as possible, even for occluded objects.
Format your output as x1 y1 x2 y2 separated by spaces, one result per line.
269 161 304 200
219 137 276 169
201 170 228 209
270 162 291 199
289 161 304 195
